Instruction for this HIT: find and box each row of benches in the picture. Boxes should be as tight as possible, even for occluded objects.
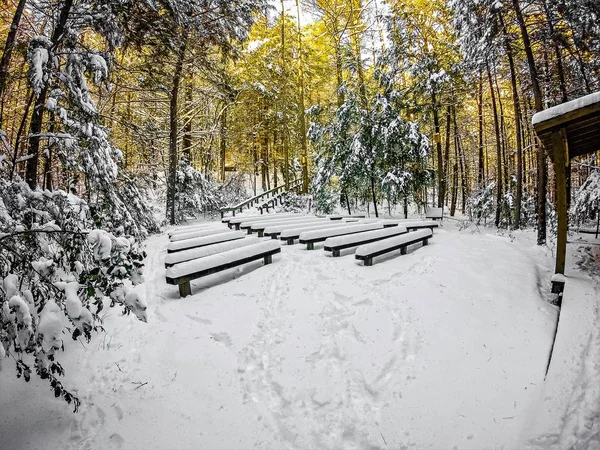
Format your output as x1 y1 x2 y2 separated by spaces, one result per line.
166 213 437 297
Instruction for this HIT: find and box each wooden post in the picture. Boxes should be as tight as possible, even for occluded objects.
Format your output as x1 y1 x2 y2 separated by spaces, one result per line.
178 282 192 298
553 128 569 275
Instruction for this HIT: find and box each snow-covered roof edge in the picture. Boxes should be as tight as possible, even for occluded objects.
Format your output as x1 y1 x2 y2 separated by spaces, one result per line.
532 92 600 126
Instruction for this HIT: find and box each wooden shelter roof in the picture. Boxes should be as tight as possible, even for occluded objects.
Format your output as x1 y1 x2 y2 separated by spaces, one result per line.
532 92 600 161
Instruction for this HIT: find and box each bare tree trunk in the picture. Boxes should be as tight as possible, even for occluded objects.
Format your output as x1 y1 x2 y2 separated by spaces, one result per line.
487 62 503 228
370 175 379 218
0 0 27 127
501 12 524 228
182 86 192 163
432 90 443 208
167 37 187 225
478 71 485 186
443 104 451 206
512 0 546 243
26 0 73 189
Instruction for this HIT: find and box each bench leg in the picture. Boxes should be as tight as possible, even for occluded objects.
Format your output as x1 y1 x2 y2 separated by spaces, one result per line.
271 234 278 240
401 246 407 255
264 254 273 264
235 223 240 230
286 238 294 245
332 249 340 257
178 282 192 298
258 230 264 237
247 228 253 235
364 258 373 266
228 223 233 229
306 242 314 250
423 239 429 246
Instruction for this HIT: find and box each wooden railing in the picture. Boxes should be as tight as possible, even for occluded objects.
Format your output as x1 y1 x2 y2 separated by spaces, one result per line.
220 179 302 218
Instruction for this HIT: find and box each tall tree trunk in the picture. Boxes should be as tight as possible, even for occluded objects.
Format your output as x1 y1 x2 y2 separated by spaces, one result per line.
273 129 278 187
167 37 187 225
450 162 458 217
0 0 27 127
295 0 309 194
219 103 227 182
26 0 73 189
511 0 546 243
443 104 451 206
432 90 443 208
182 86 192 163
370 175 379 218
487 62 503 228
454 107 467 214
501 12 524 228
477 71 485 186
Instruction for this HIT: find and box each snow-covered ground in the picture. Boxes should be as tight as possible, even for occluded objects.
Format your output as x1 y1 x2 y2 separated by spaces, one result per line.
1 219 599 449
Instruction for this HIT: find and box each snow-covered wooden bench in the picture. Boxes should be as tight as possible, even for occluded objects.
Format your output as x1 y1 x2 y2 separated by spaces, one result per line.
328 215 366 221
299 223 384 250
324 226 407 257
169 223 220 238
425 207 444 220
398 220 439 231
355 229 432 266
247 216 318 237
228 213 299 230
164 236 261 268
166 240 281 297
169 227 230 242
279 222 349 245
167 231 245 253
263 219 328 239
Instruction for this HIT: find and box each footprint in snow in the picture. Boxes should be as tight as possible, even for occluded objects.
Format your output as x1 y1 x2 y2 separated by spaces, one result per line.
185 314 212 325
210 332 232 347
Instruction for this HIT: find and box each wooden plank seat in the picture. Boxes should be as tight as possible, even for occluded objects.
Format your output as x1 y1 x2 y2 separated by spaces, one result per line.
355 229 432 266
166 240 281 297
228 213 300 230
279 222 350 245
164 236 262 268
425 207 444 220
169 227 231 242
263 219 328 239
299 223 384 250
246 216 318 237
167 231 245 253
324 226 408 257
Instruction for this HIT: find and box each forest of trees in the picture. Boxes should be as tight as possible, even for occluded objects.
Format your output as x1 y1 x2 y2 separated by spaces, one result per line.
1 0 600 406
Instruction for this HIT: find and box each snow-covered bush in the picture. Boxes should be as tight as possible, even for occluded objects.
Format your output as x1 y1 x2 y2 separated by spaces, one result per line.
174 161 226 223
571 169 600 225
312 184 339 214
467 183 495 225
279 193 310 213
0 179 148 411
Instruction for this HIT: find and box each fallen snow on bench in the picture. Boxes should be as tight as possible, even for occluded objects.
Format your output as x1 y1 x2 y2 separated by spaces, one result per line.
398 220 438 228
167 231 245 252
169 227 231 242
356 228 432 257
248 216 318 230
279 221 349 239
169 223 224 238
229 213 302 226
299 223 383 241
164 236 263 267
166 240 281 279
263 219 328 235
324 226 408 248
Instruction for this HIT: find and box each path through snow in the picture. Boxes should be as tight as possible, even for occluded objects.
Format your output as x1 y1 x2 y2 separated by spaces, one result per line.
1 223 563 449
